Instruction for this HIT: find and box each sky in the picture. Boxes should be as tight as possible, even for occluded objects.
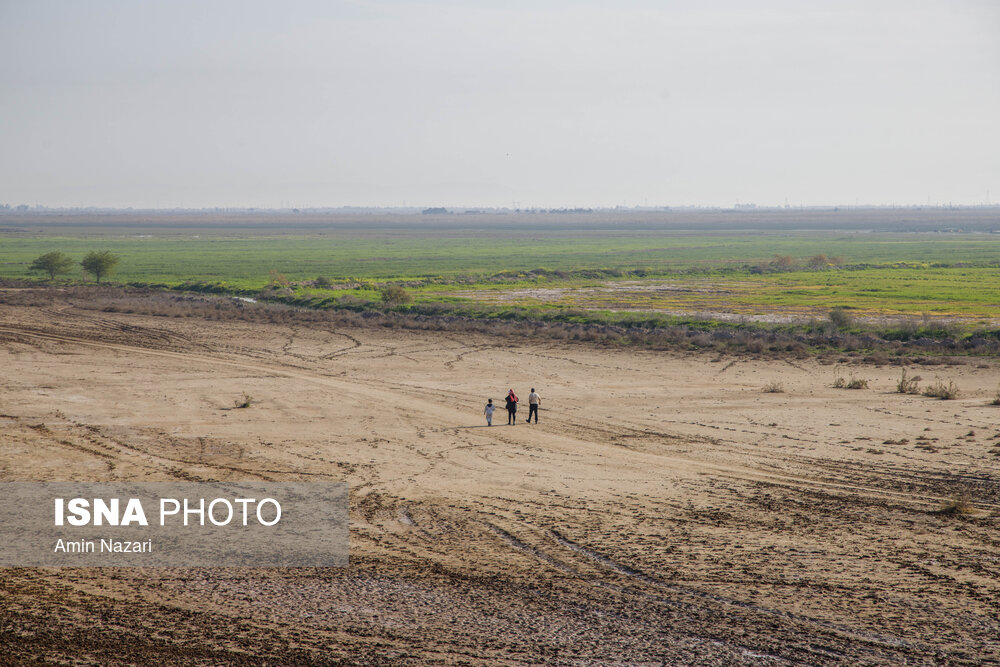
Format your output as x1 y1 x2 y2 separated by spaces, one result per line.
1 0 998 209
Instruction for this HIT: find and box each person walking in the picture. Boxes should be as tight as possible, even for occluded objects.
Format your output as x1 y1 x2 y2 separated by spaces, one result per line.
484 398 495 426
505 389 518 425
527 388 540 424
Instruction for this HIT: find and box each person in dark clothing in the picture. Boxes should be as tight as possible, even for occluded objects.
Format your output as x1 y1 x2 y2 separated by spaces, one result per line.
505 389 518 424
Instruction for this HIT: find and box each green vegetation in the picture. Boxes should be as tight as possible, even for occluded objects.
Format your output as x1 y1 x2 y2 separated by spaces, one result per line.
29 251 75 280
380 284 412 305
1 221 1000 286
2 213 1000 343
80 250 120 283
828 307 853 329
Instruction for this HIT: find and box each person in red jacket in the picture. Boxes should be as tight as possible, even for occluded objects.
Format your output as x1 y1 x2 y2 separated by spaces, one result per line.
505 389 518 425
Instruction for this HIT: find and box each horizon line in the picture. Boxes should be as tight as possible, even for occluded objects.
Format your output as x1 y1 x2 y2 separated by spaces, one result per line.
2 203 999 214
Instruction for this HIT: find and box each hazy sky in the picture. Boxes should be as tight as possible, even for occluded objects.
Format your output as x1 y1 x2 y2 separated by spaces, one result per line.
2 0 998 208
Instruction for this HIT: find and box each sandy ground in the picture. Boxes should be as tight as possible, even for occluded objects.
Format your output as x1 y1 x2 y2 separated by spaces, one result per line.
1 296 998 665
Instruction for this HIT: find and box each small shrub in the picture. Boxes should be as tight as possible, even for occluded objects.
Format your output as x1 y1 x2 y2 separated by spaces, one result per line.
770 255 796 269
380 284 412 305
268 270 290 287
991 384 1000 406
787 341 809 357
833 371 866 389
807 254 829 268
828 307 853 330
935 493 975 516
762 381 784 393
846 375 869 390
315 276 332 287
923 379 959 400
235 392 253 409
689 332 713 348
862 353 889 366
896 369 921 394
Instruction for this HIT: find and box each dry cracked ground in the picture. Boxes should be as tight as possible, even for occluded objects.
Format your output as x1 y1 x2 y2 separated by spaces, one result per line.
1 291 998 665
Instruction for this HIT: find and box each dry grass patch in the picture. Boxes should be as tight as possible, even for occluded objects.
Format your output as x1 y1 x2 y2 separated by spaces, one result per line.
935 493 977 516
923 379 959 400
834 371 868 389
896 369 921 394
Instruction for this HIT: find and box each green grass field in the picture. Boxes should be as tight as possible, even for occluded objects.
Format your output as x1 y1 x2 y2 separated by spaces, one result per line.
1 210 999 323
443 267 1000 320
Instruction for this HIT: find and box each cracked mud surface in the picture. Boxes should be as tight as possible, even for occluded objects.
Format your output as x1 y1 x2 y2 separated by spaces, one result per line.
1 295 998 665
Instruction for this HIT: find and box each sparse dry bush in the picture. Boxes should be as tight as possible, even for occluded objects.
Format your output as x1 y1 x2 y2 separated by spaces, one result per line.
862 352 889 366
234 392 253 409
689 332 713 348
923 379 959 400
267 270 290 287
786 341 809 357
896 369 921 394
828 307 853 330
807 254 829 268
991 384 1000 406
258 285 294 299
846 375 869 390
762 381 784 393
833 372 867 389
936 493 976 516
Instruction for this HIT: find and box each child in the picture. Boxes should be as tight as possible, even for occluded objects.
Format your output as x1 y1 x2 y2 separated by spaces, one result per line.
484 398 495 426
